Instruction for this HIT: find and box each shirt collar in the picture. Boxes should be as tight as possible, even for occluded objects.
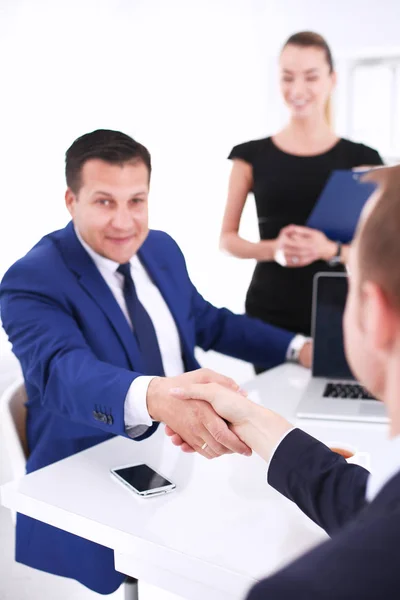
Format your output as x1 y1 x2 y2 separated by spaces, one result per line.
74 226 141 273
366 434 400 502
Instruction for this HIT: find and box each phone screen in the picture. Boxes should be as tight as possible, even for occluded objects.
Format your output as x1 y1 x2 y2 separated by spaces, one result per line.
113 464 173 493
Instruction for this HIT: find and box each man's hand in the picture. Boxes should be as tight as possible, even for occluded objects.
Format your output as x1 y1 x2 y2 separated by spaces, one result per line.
299 340 312 369
169 383 293 463
146 368 252 459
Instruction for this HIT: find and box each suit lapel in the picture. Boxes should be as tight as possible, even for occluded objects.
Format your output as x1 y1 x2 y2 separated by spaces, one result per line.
138 238 197 370
55 223 144 371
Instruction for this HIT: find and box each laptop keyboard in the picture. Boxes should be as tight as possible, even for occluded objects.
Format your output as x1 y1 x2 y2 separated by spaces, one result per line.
324 383 377 401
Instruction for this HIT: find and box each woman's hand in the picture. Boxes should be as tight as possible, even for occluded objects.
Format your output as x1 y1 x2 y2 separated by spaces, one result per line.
275 225 336 267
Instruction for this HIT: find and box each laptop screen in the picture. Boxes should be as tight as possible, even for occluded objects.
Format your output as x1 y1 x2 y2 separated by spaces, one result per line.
312 274 354 379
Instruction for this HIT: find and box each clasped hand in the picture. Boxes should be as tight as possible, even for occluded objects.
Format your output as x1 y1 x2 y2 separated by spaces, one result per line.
166 381 292 463
146 368 252 460
275 225 336 268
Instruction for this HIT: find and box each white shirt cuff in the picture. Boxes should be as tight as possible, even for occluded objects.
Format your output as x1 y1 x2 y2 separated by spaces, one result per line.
266 427 296 481
286 334 310 362
124 376 154 431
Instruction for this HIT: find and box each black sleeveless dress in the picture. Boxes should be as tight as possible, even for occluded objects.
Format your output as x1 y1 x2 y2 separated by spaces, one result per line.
228 137 383 335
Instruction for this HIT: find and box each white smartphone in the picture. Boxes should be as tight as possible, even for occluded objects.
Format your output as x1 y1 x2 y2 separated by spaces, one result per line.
110 463 176 498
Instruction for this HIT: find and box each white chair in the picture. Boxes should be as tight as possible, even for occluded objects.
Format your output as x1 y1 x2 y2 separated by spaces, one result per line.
0 377 138 599
0 378 27 525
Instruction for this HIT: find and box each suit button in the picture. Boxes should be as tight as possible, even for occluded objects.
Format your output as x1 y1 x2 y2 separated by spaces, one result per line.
93 411 108 423
107 415 114 425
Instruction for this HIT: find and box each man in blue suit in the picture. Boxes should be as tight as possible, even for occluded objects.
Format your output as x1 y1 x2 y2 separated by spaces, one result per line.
173 165 400 599
0 129 311 594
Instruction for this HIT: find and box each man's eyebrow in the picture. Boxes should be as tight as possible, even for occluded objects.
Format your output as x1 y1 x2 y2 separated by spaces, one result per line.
93 191 114 197
282 68 320 74
92 190 148 198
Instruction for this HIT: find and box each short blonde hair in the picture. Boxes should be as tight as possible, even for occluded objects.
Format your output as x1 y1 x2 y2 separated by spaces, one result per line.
358 166 400 309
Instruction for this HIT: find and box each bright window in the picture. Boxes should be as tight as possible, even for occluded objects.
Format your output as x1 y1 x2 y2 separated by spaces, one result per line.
348 57 400 162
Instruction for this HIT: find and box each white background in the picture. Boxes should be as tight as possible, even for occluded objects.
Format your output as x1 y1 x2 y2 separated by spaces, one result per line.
0 2 400 597
1 0 400 383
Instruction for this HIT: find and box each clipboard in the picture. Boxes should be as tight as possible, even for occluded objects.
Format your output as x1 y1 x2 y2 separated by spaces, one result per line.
306 170 378 244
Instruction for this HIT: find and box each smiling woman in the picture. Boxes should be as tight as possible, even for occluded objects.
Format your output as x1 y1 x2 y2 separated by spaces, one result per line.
219 31 384 374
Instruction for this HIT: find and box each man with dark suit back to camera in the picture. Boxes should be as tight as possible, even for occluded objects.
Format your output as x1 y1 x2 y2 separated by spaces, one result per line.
0 129 311 594
171 165 400 600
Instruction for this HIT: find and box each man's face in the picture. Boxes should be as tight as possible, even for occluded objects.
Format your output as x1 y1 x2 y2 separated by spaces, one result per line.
343 195 385 398
66 159 149 264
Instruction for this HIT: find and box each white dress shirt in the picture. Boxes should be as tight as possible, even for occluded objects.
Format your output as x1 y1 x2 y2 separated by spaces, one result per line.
75 229 185 433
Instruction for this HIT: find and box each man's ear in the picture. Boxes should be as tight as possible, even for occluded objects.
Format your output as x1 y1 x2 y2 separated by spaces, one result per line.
65 188 76 218
362 281 396 352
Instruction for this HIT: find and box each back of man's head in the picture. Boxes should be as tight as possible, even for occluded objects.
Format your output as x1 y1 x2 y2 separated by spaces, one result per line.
65 129 152 195
358 165 400 311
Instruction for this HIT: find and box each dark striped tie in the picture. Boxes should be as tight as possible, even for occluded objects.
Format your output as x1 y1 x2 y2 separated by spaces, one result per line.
117 263 165 376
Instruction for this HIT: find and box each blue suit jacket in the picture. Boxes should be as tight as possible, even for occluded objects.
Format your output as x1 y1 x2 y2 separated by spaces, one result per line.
0 222 293 595
247 429 400 600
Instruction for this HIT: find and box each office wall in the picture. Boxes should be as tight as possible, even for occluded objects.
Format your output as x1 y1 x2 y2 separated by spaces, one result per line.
256 0 400 147
0 0 266 300
0 0 268 381
1 0 399 382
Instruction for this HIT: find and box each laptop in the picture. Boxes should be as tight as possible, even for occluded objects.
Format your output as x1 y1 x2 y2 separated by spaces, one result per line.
296 273 388 423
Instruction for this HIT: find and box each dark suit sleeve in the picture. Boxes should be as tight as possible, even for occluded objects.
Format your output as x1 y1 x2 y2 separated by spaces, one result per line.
268 428 369 535
0 262 140 436
246 503 399 600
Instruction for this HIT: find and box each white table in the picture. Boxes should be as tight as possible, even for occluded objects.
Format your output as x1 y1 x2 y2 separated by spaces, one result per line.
0 365 389 600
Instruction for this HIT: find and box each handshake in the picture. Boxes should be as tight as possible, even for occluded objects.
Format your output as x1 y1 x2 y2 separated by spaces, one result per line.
146 368 293 463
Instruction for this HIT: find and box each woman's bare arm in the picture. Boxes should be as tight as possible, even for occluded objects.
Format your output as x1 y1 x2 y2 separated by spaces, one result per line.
220 160 277 261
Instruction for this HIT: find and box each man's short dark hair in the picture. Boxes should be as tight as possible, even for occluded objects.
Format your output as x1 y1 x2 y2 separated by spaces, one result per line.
65 129 152 194
359 166 400 311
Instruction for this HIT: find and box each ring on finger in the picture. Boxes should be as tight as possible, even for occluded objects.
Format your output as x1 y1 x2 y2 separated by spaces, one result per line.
201 442 208 451
291 256 299 264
